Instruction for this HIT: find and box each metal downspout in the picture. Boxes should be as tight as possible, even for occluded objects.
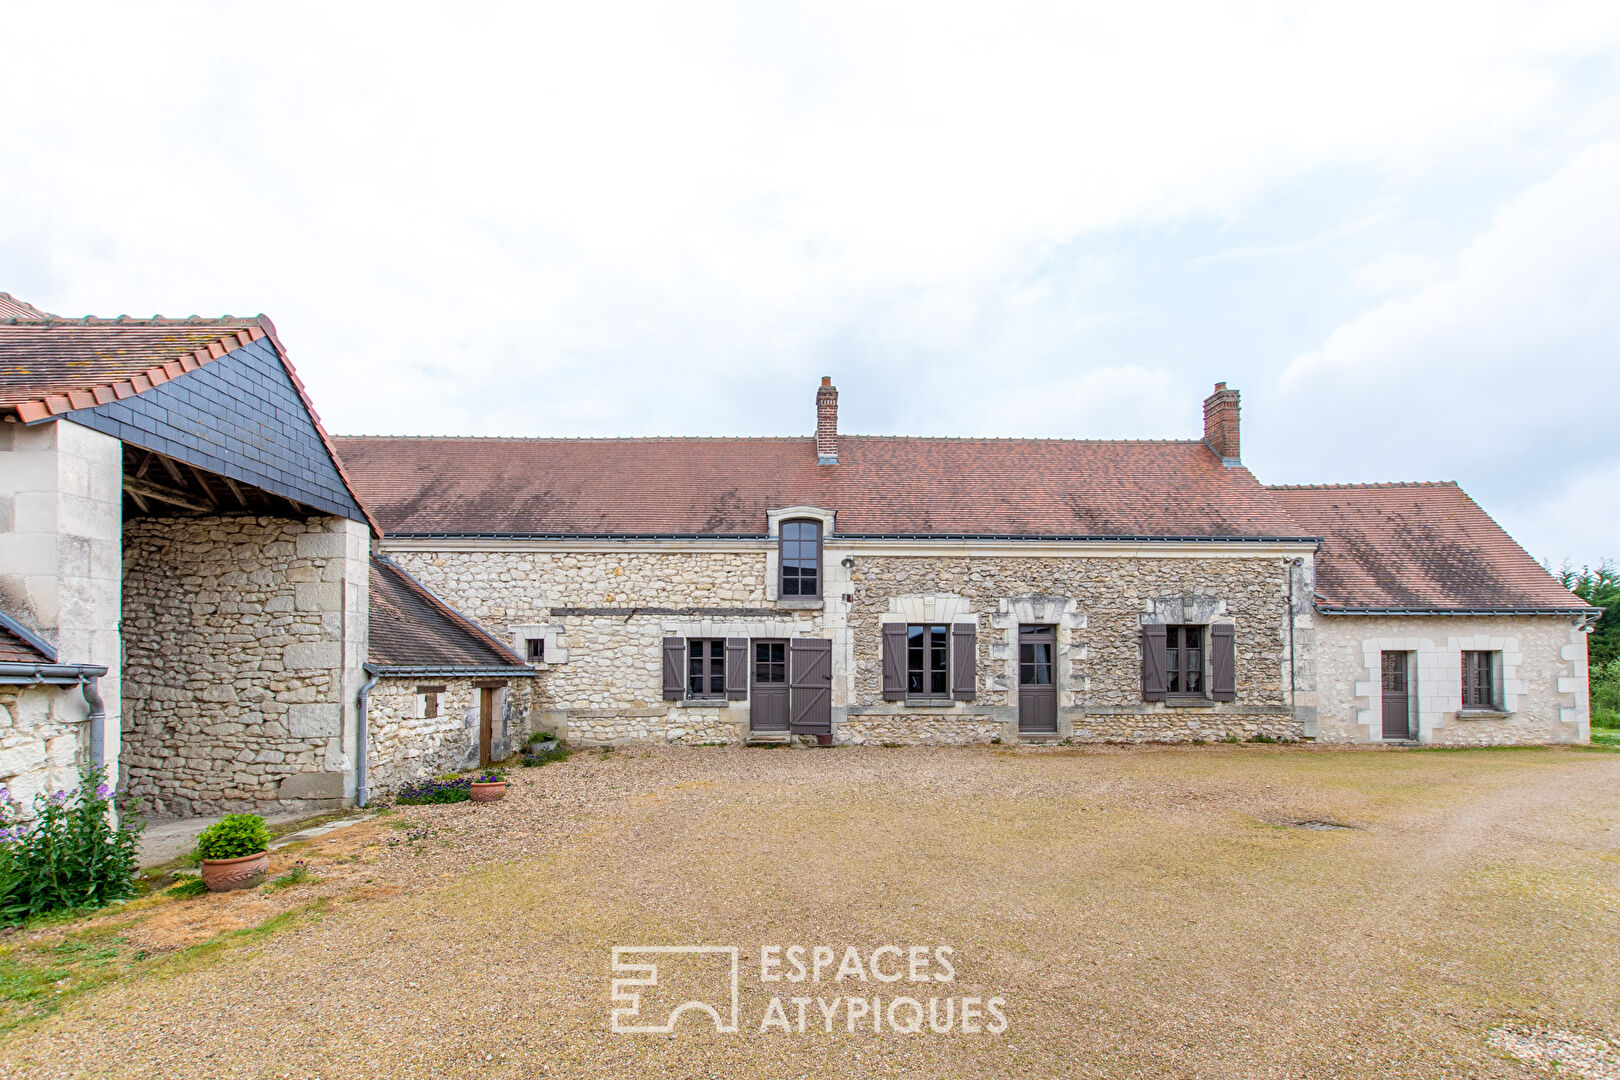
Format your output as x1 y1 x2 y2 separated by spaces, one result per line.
357 666 380 808
82 675 106 772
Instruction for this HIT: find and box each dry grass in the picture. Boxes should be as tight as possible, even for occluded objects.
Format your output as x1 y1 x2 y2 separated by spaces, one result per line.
1 743 1617 1078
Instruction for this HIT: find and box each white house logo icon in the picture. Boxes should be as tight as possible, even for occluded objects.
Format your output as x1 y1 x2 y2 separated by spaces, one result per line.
610 946 741 1034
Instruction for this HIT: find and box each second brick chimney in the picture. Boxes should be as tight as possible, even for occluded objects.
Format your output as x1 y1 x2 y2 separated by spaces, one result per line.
816 377 838 465
1202 382 1240 465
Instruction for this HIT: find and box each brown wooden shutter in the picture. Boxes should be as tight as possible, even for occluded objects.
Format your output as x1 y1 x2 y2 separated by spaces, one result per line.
1210 623 1236 701
725 638 749 700
662 637 685 700
789 637 833 734
951 623 976 701
882 623 907 700
1141 625 1168 701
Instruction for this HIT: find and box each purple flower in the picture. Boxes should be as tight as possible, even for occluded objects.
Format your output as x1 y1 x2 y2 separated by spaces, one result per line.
50 790 68 804
96 783 111 799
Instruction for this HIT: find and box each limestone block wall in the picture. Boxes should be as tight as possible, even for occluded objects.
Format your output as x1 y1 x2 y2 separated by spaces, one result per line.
121 514 369 815
0 685 92 813
0 418 124 785
1314 615 1588 745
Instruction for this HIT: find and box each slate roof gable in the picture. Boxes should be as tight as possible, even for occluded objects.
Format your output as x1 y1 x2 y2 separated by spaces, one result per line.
368 557 533 671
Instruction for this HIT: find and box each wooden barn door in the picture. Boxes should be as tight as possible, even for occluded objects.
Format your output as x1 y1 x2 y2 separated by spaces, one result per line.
788 638 832 739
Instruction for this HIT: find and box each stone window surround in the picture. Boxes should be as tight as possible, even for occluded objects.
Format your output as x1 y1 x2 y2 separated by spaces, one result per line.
659 619 820 709
511 624 568 665
1137 596 1233 706
764 506 835 604
1351 633 1524 741
880 595 981 708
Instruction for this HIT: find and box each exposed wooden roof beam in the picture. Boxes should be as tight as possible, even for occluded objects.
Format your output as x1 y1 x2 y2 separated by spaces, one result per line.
185 463 220 508
123 475 211 513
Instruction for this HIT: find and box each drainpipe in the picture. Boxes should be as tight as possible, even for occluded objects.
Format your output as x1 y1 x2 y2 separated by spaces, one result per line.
356 666 380 808
82 675 106 772
1286 558 1302 715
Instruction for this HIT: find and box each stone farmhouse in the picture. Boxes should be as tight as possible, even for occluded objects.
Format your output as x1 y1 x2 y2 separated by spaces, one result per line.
0 293 1600 816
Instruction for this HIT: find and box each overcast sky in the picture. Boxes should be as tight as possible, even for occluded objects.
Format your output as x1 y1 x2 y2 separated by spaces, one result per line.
3 2 1616 565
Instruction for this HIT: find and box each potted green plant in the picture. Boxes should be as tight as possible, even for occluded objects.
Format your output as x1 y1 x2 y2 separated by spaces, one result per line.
468 769 508 803
195 813 272 892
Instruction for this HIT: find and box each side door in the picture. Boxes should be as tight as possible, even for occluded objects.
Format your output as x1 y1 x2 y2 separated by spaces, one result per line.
751 639 789 731
1018 625 1058 733
788 637 832 737
1381 651 1410 739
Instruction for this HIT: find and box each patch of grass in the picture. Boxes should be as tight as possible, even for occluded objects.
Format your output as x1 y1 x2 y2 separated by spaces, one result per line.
165 878 208 899
521 743 573 767
1247 734 1279 744
0 928 139 1035
262 863 313 893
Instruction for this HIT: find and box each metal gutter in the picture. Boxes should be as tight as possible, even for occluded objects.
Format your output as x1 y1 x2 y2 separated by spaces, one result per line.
1316 606 1600 616
0 661 108 684
364 665 538 678
386 531 1323 543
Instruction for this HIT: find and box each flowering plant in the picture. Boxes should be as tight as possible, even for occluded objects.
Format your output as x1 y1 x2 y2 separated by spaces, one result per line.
470 770 507 784
393 775 472 805
0 767 142 925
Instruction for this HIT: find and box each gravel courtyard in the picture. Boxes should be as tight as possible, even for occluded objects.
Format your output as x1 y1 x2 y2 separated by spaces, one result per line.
3 744 1618 1079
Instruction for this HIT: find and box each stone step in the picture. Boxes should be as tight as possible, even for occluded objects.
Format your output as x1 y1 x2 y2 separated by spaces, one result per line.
745 732 793 746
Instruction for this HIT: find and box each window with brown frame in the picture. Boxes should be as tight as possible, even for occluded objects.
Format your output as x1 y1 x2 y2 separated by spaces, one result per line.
779 520 822 599
1461 650 1500 709
687 638 726 698
906 624 951 698
525 637 545 663
1165 624 1204 696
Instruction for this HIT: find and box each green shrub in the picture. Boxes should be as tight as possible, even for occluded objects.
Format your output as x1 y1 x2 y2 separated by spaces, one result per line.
194 814 271 861
526 731 558 746
1591 657 1620 729
0 767 142 926
393 777 471 804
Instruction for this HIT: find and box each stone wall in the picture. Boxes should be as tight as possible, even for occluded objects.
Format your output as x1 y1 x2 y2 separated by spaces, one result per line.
387 542 1308 745
1314 614 1588 745
121 514 369 815
0 418 124 788
0 685 90 814
368 678 480 791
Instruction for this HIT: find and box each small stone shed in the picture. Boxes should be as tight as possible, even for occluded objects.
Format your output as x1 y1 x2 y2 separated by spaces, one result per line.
362 556 536 798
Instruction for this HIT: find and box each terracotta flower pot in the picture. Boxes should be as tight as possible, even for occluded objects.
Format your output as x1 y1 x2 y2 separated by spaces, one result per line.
469 781 507 803
200 850 269 892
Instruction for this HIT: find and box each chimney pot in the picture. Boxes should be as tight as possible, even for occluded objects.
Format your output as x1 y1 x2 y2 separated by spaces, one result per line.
1202 382 1241 465
816 377 838 465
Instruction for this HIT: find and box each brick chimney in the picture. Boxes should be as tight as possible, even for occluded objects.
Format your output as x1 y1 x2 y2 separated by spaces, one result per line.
816 376 838 465
1202 382 1240 465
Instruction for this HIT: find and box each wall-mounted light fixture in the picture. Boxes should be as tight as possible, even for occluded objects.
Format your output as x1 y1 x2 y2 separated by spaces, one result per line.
840 556 855 569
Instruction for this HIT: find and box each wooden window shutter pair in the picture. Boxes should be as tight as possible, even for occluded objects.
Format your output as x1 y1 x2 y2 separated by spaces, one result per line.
1140 623 1236 700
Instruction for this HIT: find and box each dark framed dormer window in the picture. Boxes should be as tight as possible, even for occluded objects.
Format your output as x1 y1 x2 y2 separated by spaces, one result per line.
779 519 822 599
1461 650 1502 710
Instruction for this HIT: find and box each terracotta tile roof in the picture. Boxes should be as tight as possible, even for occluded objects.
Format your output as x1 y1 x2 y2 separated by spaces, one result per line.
0 316 266 418
368 557 532 671
1267 483 1594 612
0 293 49 319
331 435 1312 539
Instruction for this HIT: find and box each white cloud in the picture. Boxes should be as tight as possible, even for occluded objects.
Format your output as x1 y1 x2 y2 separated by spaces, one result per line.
1274 141 1620 561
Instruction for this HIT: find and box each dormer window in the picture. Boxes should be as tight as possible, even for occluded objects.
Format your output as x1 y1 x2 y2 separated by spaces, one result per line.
779 519 822 599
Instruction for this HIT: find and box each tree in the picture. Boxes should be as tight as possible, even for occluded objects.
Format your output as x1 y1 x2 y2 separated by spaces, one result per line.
1559 561 1619 666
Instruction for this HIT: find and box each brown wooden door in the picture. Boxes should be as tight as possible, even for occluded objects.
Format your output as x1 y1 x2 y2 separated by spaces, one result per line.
479 686 495 766
751 639 789 731
788 637 832 736
1381 651 1409 739
1018 625 1058 734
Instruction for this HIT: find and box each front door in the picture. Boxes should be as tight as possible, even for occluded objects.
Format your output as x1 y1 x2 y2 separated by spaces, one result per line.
1018 625 1058 734
478 686 495 766
788 637 833 738
1381 651 1410 739
751 639 789 731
